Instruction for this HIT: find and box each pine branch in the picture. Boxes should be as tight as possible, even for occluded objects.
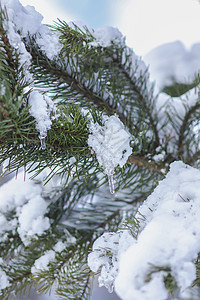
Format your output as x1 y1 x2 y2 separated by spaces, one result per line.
24 27 159 147
1 198 127 299
110 50 159 146
128 154 166 176
0 11 16 82
24 39 132 129
31 57 114 114
178 100 200 157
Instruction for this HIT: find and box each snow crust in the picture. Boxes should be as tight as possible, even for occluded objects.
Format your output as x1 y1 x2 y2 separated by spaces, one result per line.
88 115 132 176
88 161 200 300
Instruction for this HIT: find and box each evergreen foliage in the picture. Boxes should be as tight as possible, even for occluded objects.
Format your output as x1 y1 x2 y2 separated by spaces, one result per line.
0 1 200 299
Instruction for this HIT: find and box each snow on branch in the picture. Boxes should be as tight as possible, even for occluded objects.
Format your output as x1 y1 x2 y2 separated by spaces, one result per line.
88 115 132 193
28 90 58 149
88 161 200 300
0 172 50 246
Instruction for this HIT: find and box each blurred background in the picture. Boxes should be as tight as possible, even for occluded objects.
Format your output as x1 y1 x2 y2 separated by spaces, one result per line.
5 0 200 299
19 0 200 56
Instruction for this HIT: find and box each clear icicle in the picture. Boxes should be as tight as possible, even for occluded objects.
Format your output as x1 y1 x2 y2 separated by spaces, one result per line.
107 171 115 194
39 135 46 150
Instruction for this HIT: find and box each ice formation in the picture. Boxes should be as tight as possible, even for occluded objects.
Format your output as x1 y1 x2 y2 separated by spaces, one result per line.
28 91 57 149
88 115 132 193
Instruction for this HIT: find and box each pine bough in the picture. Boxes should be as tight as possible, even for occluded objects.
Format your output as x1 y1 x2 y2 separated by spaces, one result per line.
0 0 200 299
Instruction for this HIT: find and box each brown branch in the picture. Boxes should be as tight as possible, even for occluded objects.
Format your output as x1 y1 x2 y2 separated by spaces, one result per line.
8 189 148 291
0 16 17 81
0 100 10 119
128 154 166 176
30 56 129 126
178 101 200 157
111 53 159 147
185 150 200 166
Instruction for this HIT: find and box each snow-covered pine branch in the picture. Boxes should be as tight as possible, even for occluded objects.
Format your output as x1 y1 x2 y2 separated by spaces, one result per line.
0 0 200 299
88 161 200 300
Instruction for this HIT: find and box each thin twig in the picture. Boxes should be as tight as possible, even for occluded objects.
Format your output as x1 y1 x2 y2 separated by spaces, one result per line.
128 154 166 176
178 101 200 157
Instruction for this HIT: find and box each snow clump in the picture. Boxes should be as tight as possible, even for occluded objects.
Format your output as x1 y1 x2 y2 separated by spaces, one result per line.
1 0 43 81
1 0 62 81
28 90 58 147
88 161 200 300
17 195 50 246
144 41 200 90
88 114 132 176
90 26 125 47
0 171 50 246
0 267 10 291
31 237 76 273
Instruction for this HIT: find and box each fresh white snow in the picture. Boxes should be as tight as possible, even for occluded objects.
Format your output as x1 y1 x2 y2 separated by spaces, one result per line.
1 0 43 81
31 238 76 273
0 171 50 246
1 1 200 300
0 264 10 291
28 90 57 147
88 161 200 300
89 26 125 48
17 195 50 246
36 25 62 61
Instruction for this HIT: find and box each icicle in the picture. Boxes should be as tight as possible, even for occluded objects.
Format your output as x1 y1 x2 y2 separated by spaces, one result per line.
39 134 46 150
107 170 115 194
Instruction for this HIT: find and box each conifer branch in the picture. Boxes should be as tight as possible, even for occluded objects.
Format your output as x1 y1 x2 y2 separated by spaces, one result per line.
33 59 114 113
26 46 130 127
178 100 200 157
111 53 159 146
0 10 20 88
1 2 200 299
185 150 200 166
128 155 166 176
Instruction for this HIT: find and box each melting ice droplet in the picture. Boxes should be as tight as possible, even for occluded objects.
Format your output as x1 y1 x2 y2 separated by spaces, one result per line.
107 172 115 194
39 135 46 150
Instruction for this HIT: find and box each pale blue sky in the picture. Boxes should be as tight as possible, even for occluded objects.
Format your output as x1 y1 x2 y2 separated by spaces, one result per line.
20 0 200 56
57 0 118 28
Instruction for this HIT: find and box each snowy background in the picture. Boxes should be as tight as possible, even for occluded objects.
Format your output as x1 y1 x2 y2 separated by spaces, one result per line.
18 0 200 90
19 0 200 56
2 0 200 299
